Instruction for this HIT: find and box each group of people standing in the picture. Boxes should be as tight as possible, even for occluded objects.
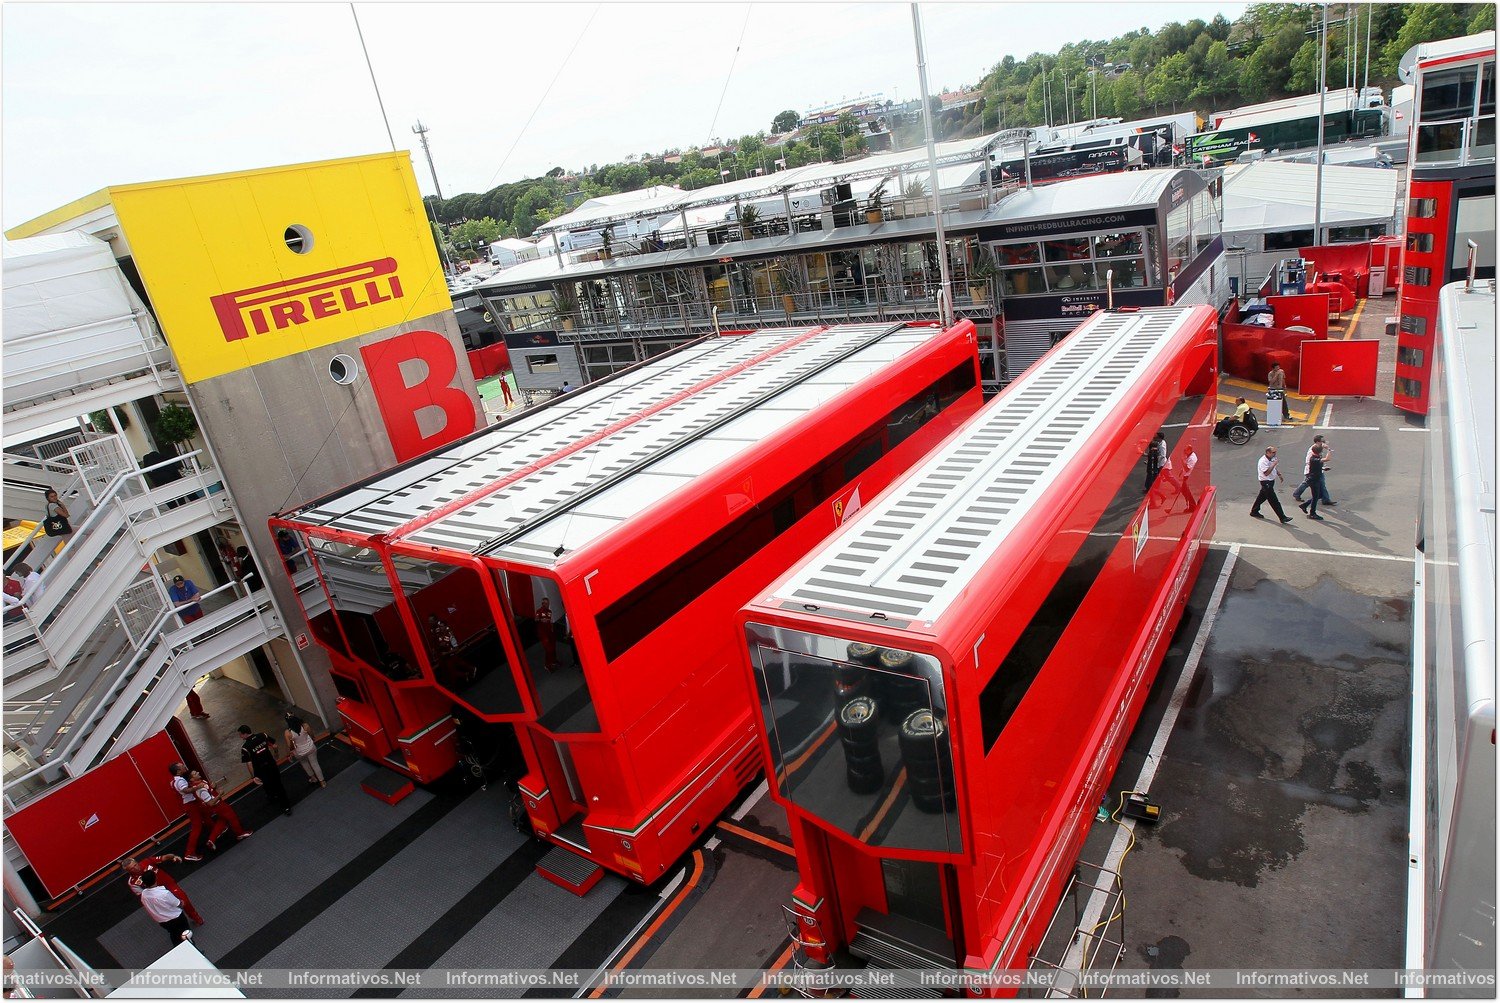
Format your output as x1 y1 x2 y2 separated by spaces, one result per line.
130 713 327 946
1250 435 1335 523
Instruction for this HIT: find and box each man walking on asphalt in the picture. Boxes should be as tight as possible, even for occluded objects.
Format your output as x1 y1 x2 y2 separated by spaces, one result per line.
169 763 210 861
1250 446 1294 523
123 854 203 926
137 871 192 946
240 725 292 816
1294 434 1336 509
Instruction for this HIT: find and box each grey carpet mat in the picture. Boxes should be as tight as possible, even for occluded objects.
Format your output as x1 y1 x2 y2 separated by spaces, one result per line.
100 769 434 968
400 872 629 999
245 786 520 997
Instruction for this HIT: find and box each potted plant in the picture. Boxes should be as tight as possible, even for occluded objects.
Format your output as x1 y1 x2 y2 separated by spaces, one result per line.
866 182 887 225
902 177 929 217
739 205 760 241
553 283 578 331
775 267 796 316
155 402 199 453
969 253 997 304
600 225 614 260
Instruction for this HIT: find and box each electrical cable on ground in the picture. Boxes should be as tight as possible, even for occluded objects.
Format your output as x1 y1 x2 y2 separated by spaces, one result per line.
1075 789 1144 997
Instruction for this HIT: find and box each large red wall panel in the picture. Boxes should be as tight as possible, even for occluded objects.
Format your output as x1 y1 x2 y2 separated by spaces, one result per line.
6 733 187 898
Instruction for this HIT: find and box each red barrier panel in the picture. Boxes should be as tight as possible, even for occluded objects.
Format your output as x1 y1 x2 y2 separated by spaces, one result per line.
1300 243 1372 300
467 349 488 381
479 343 510 376
6 732 187 898
1300 339 1381 397
1266 293 1331 338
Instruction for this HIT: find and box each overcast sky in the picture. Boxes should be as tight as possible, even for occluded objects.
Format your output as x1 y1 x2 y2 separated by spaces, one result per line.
2 1 1251 229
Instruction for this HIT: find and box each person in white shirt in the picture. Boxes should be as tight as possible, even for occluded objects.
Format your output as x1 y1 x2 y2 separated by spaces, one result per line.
1173 445 1199 512
137 871 192 945
1293 434 1336 509
1250 446 1293 522
170 763 208 861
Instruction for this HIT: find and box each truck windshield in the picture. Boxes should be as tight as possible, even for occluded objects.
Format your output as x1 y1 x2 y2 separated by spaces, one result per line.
745 624 961 854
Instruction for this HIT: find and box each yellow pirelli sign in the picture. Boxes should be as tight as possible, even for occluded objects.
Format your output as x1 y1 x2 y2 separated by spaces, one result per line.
107 152 451 384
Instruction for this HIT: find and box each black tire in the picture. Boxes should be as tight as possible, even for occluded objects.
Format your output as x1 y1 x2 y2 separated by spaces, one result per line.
878 648 915 673
838 696 880 741
843 745 883 771
833 677 869 707
1228 424 1251 445
835 663 869 686
910 790 955 814
845 642 882 667
846 763 885 794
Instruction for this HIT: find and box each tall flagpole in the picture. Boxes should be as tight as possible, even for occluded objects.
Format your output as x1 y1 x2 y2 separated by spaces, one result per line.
912 3 954 327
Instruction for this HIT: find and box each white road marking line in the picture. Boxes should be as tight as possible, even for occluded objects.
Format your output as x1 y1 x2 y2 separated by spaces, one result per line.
574 861 690 996
1055 544 1241 981
1253 424 1381 432
1209 540 1435 564
732 779 769 821
1323 401 1334 427
1398 427 1431 433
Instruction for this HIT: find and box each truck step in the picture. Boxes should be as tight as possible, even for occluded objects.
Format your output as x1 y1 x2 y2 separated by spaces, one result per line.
536 844 604 896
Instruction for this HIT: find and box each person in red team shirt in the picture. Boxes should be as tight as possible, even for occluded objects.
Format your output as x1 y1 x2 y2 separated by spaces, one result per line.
122 853 203 925
189 770 252 849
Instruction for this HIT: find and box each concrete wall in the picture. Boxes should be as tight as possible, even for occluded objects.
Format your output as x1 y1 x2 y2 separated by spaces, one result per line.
187 308 481 725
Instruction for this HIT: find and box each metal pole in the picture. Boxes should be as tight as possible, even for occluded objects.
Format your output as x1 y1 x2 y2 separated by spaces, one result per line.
1024 130 1033 190
1363 3 1372 94
412 121 445 201
912 3 954 328
1314 3 1329 246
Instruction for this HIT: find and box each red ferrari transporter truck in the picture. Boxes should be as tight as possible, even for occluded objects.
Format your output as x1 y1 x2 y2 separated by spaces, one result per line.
738 305 1218 982
273 320 982 885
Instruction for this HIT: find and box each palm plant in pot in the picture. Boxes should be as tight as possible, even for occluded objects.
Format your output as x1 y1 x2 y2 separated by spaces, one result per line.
553 283 578 331
774 266 796 316
969 251 997 304
865 182 887 225
738 204 761 242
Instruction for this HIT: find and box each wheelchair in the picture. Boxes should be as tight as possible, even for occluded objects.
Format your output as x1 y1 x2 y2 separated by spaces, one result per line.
1214 410 1259 445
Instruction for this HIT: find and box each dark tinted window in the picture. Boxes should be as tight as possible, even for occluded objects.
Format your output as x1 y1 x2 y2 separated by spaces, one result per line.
1400 314 1429 337
597 361 976 662
1421 66 1478 120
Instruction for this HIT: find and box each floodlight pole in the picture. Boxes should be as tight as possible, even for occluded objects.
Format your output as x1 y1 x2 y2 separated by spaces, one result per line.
912 2 954 327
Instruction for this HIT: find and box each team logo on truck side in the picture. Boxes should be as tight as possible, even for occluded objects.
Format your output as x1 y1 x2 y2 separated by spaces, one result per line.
209 258 405 342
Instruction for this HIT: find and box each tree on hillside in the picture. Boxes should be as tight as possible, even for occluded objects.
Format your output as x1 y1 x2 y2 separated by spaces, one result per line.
772 109 800 133
835 111 860 138
452 217 503 251
1379 3 1471 77
1470 5 1495 32
1238 20 1304 101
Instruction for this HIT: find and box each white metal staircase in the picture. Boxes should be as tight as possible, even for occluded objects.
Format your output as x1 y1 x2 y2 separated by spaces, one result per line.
1 442 287 808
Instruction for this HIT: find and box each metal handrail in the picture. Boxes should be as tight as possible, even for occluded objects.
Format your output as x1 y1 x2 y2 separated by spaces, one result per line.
2 453 222 667
3 581 271 793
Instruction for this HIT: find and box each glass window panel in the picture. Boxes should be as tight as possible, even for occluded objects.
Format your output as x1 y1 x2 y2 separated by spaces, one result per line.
527 354 560 374
1452 195 1498 272
1481 61 1496 116
306 537 417 676
1397 346 1426 368
1094 231 1143 258
496 571 597 733
1047 257 1097 291
747 626 960 854
1000 266 1045 296
997 242 1041 266
1098 256 1147 288
1043 238 1090 264
1400 314 1429 337
1421 66 1478 120
1472 116 1496 162
1407 232 1435 254
1410 198 1438 219
1416 122 1467 164
399 557 526 716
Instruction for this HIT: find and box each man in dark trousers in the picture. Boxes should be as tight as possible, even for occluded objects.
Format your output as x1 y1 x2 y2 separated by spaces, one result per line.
239 725 292 816
137 871 192 946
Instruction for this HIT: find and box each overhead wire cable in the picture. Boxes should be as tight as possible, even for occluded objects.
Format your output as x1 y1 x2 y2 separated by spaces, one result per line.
704 3 755 150
350 4 397 151
275 3 603 514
